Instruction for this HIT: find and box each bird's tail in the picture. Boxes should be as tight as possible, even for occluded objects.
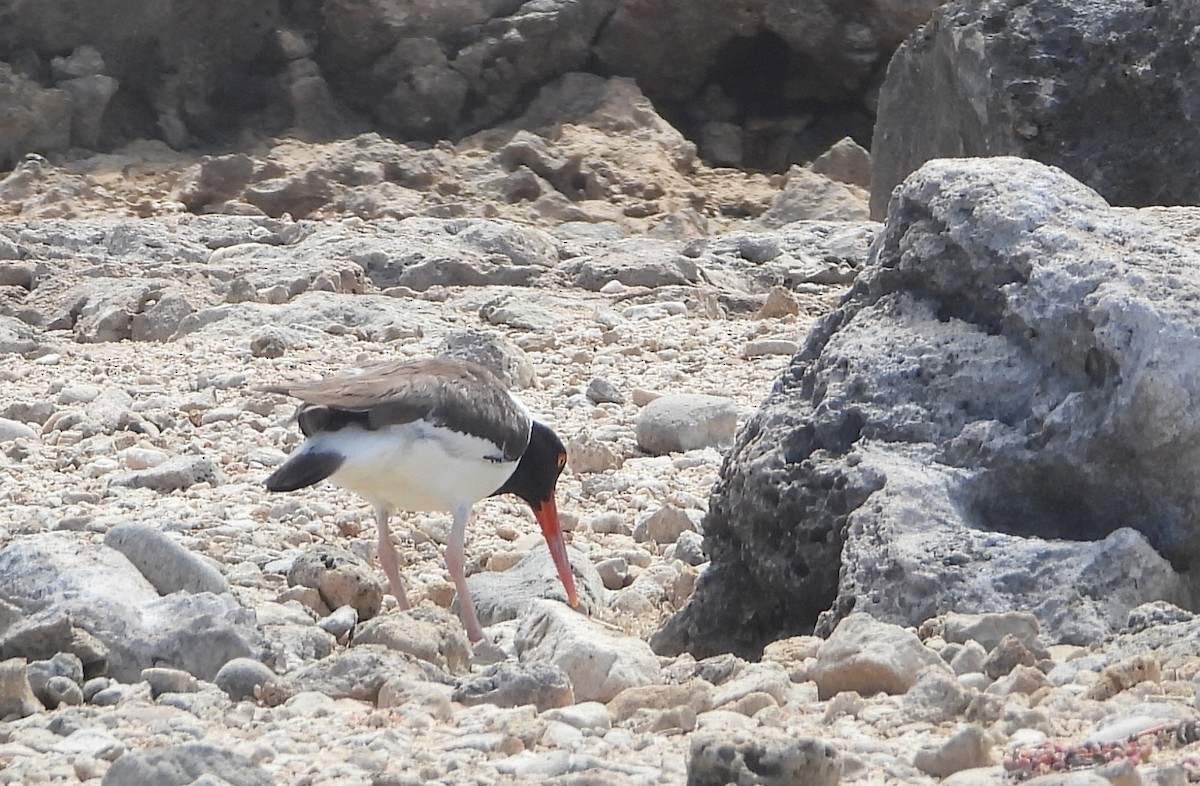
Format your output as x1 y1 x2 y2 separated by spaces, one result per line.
264 449 344 492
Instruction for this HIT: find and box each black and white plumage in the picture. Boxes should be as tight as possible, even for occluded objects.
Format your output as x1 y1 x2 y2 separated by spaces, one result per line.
262 357 578 642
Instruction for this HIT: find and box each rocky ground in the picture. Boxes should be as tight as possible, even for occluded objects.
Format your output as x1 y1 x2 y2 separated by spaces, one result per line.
3 85 1200 786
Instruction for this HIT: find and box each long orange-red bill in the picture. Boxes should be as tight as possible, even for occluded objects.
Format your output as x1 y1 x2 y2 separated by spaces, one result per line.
532 496 579 608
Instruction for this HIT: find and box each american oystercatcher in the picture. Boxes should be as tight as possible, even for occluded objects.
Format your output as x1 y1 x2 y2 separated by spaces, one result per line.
262 357 579 642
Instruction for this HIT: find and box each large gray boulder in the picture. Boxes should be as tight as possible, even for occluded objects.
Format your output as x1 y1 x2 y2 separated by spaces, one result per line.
0 533 265 682
655 157 1200 659
871 0 1200 219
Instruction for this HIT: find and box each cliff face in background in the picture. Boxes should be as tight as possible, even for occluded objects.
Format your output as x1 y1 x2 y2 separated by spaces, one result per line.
0 0 942 171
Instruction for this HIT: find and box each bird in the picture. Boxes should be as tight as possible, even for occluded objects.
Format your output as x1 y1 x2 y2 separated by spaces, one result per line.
260 356 579 642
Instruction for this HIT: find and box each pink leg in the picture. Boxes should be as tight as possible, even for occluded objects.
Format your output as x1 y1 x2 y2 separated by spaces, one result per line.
375 505 409 610
444 505 483 642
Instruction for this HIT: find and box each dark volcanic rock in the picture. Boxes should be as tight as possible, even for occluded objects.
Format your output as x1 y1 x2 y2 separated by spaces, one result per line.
871 0 1200 218
655 157 1199 659
319 0 619 139
595 0 941 167
0 0 283 154
1 0 938 172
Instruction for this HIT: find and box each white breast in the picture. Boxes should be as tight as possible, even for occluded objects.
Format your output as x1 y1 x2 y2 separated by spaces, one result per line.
300 421 523 512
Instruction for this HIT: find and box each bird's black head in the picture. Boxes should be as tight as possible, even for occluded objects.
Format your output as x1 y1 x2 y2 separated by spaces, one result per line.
492 419 579 608
491 420 566 506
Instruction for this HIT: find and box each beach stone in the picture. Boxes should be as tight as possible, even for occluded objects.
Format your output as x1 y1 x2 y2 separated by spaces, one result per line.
466 545 604 626
950 641 989 676
902 666 970 724
141 667 199 697
108 455 222 492
670 530 707 566
760 166 870 227
939 612 1043 652
353 605 470 674
100 742 272 786
742 339 800 359
755 287 801 320
595 557 630 590
213 658 278 702
103 523 229 595
287 545 383 621
636 505 700 545
636 394 738 455
586 377 625 405
452 661 574 712
608 681 715 722
913 724 992 778
872 0 1200 218
289 646 437 704
566 431 624 473
44 675 84 707
812 613 949 700
587 512 632 536
982 635 1037 680
712 662 791 708
0 417 38 441
515 600 661 703
687 731 842 786
438 329 535 389
810 137 872 190
377 678 453 720
317 605 358 641
986 664 1052 697
0 658 42 719
26 652 83 708
542 701 613 731
54 727 125 761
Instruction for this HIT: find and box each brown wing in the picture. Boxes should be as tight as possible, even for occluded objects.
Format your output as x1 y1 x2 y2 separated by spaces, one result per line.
262 357 531 462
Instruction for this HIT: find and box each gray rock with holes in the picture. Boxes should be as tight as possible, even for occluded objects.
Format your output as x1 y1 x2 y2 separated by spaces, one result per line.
656 157 1198 659
687 731 842 786
451 661 574 712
